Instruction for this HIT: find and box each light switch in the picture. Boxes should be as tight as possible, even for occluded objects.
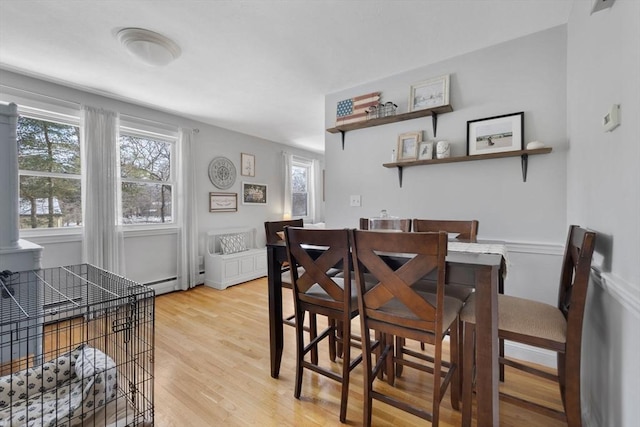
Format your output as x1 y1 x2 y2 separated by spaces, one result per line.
350 195 361 207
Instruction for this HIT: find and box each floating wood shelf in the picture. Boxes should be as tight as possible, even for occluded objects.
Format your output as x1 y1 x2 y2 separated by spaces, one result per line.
383 147 553 187
327 105 453 149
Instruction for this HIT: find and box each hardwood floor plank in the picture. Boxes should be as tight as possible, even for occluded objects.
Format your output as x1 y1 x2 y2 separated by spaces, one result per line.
154 279 567 426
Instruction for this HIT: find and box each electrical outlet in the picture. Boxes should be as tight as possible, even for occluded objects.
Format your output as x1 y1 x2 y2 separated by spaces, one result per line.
350 195 361 207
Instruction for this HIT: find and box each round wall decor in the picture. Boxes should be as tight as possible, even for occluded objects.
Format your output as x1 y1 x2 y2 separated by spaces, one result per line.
208 156 236 190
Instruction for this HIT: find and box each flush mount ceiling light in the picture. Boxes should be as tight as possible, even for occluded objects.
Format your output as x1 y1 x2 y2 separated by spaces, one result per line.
117 28 181 66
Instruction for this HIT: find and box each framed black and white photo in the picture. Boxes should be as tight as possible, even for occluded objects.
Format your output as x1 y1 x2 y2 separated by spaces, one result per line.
242 182 267 205
396 131 421 161
467 112 524 156
241 153 255 177
209 192 237 212
409 74 450 112
417 141 434 160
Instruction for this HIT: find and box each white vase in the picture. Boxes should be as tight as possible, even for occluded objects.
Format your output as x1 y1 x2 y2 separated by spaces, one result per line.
436 141 450 159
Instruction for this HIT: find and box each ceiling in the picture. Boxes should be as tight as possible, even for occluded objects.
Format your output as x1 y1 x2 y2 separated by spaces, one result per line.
0 1 574 153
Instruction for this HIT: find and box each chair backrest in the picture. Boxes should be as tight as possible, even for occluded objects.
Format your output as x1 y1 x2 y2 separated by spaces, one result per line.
558 225 596 343
359 218 412 232
350 229 448 336
264 219 304 244
284 227 352 311
412 219 479 242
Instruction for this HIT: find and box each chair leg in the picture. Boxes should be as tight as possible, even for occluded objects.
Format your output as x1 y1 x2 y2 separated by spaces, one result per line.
294 310 306 399
395 336 404 377
328 318 337 362
362 327 374 427
339 318 351 423
461 322 475 427
385 334 395 386
432 340 443 427
449 320 460 411
374 331 384 380
561 352 582 427
310 314 318 365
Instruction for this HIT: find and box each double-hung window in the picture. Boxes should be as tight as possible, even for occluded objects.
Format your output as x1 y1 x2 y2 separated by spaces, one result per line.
17 109 82 229
291 156 313 220
119 127 175 225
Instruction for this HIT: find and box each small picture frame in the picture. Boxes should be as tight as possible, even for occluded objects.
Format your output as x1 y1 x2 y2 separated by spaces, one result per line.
409 74 450 112
241 153 255 177
417 141 434 160
242 182 267 205
209 192 237 212
467 112 524 156
397 131 422 161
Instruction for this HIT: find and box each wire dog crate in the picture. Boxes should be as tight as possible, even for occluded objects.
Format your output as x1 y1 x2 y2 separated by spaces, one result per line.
0 264 154 426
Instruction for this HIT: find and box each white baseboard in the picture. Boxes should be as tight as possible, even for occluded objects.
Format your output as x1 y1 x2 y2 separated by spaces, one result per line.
505 341 556 368
147 278 177 295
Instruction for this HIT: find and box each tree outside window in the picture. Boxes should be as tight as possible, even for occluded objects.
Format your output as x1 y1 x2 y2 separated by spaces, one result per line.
17 116 81 228
119 134 174 224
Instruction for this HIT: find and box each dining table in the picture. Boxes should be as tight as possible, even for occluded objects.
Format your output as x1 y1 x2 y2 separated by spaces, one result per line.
266 238 506 427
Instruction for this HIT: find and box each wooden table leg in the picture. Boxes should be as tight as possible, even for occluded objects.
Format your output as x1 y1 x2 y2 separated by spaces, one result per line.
474 265 500 427
267 245 284 379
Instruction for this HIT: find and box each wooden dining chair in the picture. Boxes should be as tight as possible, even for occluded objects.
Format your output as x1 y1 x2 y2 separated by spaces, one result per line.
350 229 463 426
412 219 479 242
284 227 362 423
461 225 597 427
396 219 480 373
359 217 412 232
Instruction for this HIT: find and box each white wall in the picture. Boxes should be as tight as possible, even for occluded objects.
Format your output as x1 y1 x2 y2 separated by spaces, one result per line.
325 26 568 243
566 1 640 426
0 71 323 291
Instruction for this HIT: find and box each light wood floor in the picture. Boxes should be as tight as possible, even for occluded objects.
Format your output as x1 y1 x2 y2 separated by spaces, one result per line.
154 278 567 426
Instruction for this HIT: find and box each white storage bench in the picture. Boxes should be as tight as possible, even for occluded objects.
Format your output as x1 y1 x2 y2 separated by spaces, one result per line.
204 227 267 290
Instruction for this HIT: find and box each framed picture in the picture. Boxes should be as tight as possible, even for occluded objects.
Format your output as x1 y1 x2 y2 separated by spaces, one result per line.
417 141 434 160
397 131 421 161
242 182 267 205
241 153 255 177
409 74 450 112
467 112 524 156
209 192 237 212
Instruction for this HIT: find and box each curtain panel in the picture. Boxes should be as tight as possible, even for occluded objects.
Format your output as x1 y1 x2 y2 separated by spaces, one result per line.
81 106 124 274
176 128 199 290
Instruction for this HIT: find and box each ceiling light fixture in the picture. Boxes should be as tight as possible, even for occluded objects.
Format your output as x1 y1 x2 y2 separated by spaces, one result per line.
117 28 181 67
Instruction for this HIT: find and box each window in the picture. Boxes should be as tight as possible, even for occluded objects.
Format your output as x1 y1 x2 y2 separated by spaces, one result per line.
291 157 312 219
17 114 82 229
119 131 175 225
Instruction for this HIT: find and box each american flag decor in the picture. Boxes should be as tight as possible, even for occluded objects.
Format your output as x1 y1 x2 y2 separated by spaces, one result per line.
335 92 380 126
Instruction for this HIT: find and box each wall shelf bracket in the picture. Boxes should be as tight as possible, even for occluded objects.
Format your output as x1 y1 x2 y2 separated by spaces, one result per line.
521 153 529 182
396 166 404 188
431 112 438 138
340 131 346 150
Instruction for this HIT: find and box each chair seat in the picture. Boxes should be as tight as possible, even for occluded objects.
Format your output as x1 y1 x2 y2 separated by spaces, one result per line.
414 280 474 302
460 292 567 344
375 292 463 335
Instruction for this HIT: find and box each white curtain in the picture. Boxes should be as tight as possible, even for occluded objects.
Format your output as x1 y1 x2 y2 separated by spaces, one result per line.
81 106 124 274
282 151 293 219
311 158 322 223
176 128 199 290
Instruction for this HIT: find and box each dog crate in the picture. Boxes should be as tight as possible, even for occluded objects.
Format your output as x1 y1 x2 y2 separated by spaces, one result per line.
0 264 154 426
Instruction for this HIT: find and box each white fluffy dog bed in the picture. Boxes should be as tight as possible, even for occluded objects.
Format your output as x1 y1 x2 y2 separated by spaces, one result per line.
0 345 117 427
